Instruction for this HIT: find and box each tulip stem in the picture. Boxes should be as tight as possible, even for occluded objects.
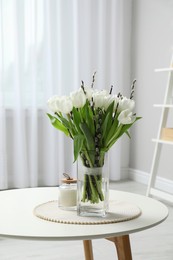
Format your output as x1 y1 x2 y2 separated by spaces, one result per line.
81 173 104 203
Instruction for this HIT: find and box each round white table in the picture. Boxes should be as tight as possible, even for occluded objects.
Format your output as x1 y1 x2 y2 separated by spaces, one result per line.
0 187 168 260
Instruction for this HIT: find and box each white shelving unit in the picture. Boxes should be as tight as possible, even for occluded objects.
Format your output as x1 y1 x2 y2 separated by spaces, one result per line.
146 58 173 203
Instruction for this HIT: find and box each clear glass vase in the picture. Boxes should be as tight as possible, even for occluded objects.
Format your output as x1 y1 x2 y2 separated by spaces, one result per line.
77 151 109 217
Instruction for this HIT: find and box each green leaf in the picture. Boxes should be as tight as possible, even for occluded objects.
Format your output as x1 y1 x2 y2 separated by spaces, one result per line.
66 114 78 137
102 100 114 123
72 107 82 134
101 101 115 141
47 113 69 136
60 117 70 129
80 102 88 122
104 115 119 146
80 122 95 151
115 124 133 140
106 124 123 148
136 116 142 121
73 134 85 162
119 117 142 140
101 112 110 139
107 116 142 149
85 105 95 136
125 130 131 139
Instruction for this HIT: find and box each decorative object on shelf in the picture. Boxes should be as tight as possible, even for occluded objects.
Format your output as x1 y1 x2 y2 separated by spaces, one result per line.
47 73 141 217
58 173 77 210
161 128 173 141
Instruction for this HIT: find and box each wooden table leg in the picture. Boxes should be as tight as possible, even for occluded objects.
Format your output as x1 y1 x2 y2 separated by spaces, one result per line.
83 240 94 260
106 235 132 260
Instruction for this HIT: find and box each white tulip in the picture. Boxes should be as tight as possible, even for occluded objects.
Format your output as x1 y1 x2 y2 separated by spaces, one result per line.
103 95 115 111
47 95 60 113
85 87 94 100
92 90 108 108
70 88 86 108
118 109 136 125
56 96 73 114
118 97 135 113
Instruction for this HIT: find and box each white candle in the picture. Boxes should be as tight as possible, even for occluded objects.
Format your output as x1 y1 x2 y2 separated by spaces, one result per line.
59 183 77 209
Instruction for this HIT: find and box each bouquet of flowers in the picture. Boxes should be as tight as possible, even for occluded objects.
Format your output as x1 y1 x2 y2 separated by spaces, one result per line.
47 73 140 204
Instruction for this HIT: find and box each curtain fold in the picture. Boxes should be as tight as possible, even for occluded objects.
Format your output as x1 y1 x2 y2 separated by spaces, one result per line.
0 0 132 189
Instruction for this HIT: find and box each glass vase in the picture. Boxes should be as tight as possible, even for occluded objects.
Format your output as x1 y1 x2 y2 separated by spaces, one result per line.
77 151 109 217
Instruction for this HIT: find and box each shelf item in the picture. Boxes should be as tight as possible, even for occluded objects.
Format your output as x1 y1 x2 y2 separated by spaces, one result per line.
161 128 173 141
146 56 173 203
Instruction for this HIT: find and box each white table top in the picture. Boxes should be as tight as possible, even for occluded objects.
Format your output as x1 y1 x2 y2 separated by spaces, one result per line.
0 187 168 241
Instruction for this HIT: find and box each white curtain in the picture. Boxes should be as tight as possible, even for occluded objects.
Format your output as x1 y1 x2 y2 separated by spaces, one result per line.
0 0 132 189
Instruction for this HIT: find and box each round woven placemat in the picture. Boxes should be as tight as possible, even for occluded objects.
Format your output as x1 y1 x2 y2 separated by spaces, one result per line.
33 200 141 225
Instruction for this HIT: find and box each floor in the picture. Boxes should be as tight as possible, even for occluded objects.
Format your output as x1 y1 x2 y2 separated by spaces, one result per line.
0 181 173 260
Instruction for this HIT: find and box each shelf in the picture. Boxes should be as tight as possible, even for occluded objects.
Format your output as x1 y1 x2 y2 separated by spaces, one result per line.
153 104 173 108
147 57 173 204
152 139 173 145
155 68 173 72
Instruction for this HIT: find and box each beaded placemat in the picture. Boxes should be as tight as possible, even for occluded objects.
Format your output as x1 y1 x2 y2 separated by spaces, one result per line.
33 200 141 225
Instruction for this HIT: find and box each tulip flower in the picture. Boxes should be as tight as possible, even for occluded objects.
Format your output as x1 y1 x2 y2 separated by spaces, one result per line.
57 96 73 114
70 88 86 108
118 109 136 124
47 96 60 113
92 90 108 108
118 97 135 113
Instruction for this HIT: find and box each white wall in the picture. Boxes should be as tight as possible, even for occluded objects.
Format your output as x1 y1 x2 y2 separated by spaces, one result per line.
130 0 173 180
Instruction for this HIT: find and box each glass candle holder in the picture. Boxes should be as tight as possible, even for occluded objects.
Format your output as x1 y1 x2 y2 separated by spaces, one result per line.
59 178 77 211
